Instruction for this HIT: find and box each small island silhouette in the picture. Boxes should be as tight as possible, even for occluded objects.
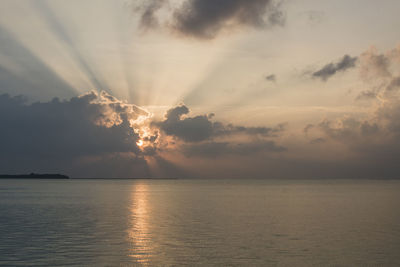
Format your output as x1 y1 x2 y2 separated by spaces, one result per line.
0 173 69 179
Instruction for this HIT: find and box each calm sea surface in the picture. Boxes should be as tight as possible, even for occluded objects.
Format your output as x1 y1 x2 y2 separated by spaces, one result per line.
0 179 399 266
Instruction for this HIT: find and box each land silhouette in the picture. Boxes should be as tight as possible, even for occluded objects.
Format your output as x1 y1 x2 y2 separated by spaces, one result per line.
0 173 69 179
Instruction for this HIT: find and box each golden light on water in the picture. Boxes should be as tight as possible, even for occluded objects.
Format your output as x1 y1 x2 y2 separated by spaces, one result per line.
128 183 153 265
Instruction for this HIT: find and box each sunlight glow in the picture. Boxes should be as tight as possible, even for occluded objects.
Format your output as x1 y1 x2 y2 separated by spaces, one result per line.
136 140 144 147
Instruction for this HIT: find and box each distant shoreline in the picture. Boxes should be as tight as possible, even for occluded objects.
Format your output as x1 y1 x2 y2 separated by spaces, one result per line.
0 173 69 179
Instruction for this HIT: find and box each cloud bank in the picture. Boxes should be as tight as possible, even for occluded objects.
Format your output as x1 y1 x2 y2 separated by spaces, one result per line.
305 45 400 178
0 92 286 177
152 104 286 159
0 91 150 177
2 40 400 178
153 104 283 142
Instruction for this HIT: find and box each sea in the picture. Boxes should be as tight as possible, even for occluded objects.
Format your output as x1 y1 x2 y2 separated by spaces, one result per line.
0 179 399 266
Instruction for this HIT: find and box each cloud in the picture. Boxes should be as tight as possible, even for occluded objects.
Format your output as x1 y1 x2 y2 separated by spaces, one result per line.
153 104 213 142
134 0 285 39
151 104 287 165
387 76 400 91
153 104 284 142
135 0 166 30
310 138 325 144
355 47 400 100
171 0 284 39
359 46 391 80
0 91 151 177
303 124 314 134
285 45 400 179
317 117 380 141
312 55 358 81
182 141 286 157
356 90 377 101
304 46 400 177
265 74 276 82
3 44 400 179
0 91 289 177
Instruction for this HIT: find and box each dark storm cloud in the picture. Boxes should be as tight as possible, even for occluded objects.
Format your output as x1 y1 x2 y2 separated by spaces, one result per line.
265 74 276 82
312 55 358 81
0 91 149 176
153 104 283 142
134 0 285 39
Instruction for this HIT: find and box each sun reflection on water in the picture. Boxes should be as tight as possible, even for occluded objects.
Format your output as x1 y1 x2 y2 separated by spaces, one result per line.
128 183 153 265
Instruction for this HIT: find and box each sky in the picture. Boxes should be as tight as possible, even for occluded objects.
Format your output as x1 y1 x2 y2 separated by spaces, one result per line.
0 0 400 178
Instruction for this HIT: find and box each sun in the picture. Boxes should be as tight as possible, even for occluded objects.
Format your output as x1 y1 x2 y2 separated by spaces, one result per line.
136 140 144 147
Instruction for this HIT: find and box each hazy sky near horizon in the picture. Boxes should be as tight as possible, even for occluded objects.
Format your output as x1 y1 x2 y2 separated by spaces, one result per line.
1 0 400 178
